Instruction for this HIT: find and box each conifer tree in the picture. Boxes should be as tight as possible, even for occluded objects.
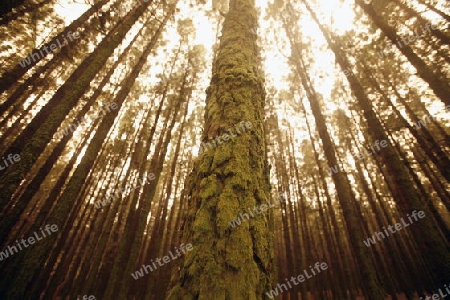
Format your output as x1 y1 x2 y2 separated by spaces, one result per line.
166 0 275 298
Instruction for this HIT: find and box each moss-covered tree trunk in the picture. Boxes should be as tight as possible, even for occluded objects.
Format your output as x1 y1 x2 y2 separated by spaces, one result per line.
166 0 274 298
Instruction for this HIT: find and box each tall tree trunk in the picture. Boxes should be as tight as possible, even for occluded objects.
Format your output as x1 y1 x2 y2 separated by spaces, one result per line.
290 47 384 298
166 0 274 298
0 0 154 246
360 63 450 183
355 0 450 105
303 0 450 288
0 8 169 298
391 0 450 45
0 23 143 250
0 0 110 95
416 0 450 22
295 92 350 299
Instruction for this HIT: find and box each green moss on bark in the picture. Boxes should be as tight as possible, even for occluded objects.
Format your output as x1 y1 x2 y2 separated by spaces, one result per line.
166 0 274 298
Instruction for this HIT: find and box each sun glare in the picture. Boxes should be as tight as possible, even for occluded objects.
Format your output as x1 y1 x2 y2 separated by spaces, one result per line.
324 0 355 35
52 0 358 146
193 15 215 49
53 0 90 24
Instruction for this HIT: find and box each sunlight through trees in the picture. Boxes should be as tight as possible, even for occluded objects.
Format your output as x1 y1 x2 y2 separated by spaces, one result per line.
0 0 449 299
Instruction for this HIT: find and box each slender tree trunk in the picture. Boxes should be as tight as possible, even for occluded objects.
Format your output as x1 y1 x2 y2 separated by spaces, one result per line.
284 16 385 296
0 7 168 297
295 93 349 299
391 0 450 45
304 0 450 287
416 0 450 22
0 0 154 247
150 127 189 298
0 0 110 94
362 65 450 182
355 0 450 105
0 25 142 248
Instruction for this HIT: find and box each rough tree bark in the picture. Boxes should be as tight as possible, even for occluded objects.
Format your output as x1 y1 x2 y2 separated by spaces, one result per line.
166 0 275 298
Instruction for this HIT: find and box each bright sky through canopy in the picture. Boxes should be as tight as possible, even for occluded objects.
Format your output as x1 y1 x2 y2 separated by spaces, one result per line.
53 0 357 156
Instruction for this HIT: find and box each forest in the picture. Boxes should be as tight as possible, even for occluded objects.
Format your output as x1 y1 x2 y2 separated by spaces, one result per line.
0 0 449 299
